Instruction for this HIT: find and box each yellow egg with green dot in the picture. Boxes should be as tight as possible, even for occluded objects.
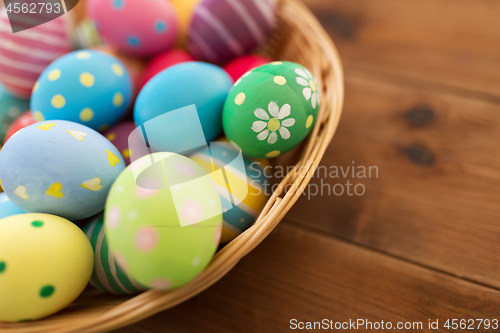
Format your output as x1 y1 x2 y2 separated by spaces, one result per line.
0 213 93 322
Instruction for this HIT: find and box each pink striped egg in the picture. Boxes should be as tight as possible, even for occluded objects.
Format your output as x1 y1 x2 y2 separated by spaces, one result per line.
187 0 277 63
0 9 72 98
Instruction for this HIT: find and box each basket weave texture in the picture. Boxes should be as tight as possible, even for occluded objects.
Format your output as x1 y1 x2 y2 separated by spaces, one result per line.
0 0 344 331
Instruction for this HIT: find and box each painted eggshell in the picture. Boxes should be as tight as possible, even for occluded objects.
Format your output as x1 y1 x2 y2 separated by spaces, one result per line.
223 61 320 159
93 45 146 99
73 18 103 49
0 10 72 98
0 120 125 220
134 62 233 153
0 213 93 322
105 152 222 290
187 0 277 63
3 111 36 144
103 121 137 165
0 84 30 143
87 0 179 57
140 49 196 89
31 50 133 131
83 214 146 294
169 0 203 46
223 54 272 82
190 141 269 244
0 192 25 219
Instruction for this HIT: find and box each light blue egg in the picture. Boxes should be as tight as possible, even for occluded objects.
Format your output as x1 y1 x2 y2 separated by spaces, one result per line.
0 120 125 220
134 62 233 154
30 50 133 131
0 84 30 142
0 193 25 219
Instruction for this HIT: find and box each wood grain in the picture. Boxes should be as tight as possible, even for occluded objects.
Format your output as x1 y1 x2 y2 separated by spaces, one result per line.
118 223 500 333
278 68 500 290
302 0 500 98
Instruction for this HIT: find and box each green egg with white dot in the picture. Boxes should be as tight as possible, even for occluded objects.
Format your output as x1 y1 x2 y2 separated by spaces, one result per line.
105 152 223 290
30 50 133 131
222 61 321 159
0 213 93 322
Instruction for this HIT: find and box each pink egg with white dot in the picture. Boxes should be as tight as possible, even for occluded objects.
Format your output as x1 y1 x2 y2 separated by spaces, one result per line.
87 0 179 57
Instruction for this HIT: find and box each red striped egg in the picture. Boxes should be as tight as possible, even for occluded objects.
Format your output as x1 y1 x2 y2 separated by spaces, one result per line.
0 10 72 98
187 0 277 63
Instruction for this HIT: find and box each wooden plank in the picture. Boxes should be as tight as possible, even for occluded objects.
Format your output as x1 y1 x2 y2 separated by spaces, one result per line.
302 0 500 97
279 68 500 289
120 223 500 332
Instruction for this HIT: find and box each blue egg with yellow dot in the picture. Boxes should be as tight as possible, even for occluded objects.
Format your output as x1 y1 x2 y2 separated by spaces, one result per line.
31 50 133 132
0 84 30 143
190 140 270 244
0 192 25 219
134 62 233 154
0 120 125 220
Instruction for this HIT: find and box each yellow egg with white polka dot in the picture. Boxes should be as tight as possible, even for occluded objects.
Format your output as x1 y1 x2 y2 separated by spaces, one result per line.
31 50 133 131
0 213 93 322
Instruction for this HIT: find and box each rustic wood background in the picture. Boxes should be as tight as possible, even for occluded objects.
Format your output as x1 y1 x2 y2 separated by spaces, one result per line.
1 0 499 331
122 0 500 331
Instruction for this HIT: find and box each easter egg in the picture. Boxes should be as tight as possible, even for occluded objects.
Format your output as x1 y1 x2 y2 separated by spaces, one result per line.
105 152 222 290
169 0 203 46
83 214 146 294
0 10 72 98
73 18 103 49
0 213 93 322
93 45 146 98
103 121 137 165
3 111 36 144
140 49 196 89
30 50 133 131
190 141 269 243
223 54 272 82
0 120 125 220
0 192 24 219
222 61 320 158
0 84 30 143
187 0 277 63
87 0 179 57
134 62 233 154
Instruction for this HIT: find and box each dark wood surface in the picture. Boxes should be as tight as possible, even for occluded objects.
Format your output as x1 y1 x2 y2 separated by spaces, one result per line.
1 0 498 331
122 0 500 331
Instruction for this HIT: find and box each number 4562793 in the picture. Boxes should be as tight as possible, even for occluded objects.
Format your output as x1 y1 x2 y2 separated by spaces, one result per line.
5 2 61 14
444 319 499 330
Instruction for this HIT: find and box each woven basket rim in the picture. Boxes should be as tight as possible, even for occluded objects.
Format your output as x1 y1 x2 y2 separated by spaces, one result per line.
1 0 344 331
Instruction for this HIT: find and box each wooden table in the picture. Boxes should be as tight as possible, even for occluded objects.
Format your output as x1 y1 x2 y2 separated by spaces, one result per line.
1 0 498 331
121 0 500 331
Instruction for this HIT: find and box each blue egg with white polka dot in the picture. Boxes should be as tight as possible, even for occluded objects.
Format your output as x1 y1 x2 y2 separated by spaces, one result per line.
0 84 30 143
30 50 133 132
0 192 25 219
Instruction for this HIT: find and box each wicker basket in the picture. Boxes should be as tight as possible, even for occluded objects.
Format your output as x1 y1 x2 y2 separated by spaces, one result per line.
0 0 344 331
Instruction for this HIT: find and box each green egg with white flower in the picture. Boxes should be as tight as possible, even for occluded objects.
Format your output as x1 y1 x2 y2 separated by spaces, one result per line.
104 152 222 290
222 61 320 159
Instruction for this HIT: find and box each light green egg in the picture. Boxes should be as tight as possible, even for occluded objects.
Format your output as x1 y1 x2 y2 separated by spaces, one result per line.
104 152 222 290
